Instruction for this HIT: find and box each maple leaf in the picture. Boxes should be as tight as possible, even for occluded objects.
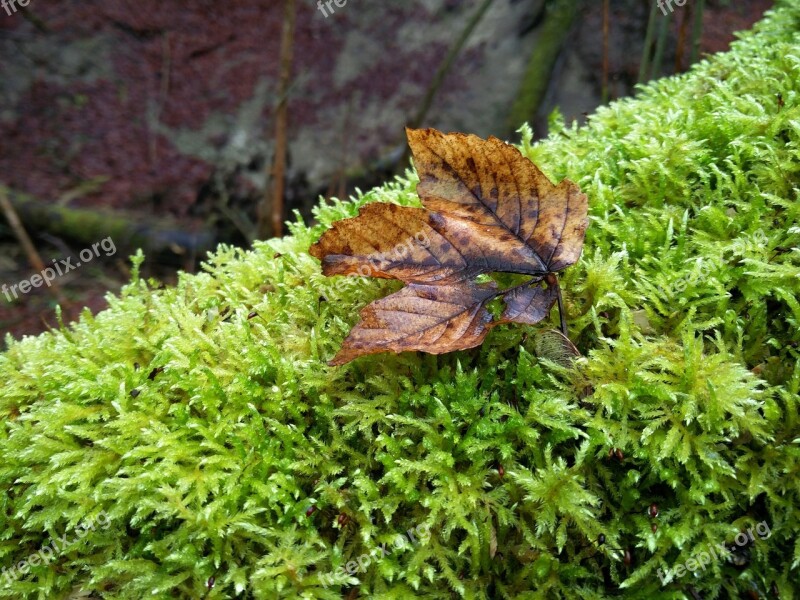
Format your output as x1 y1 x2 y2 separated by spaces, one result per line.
310 128 589 365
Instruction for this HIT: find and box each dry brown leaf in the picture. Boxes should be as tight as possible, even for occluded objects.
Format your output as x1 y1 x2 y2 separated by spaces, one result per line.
310 202 549 285
407 127 588 274
328 281 498 366
310 127 589 365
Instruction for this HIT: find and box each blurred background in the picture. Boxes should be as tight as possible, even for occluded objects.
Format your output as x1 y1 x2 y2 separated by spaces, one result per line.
0 0 773 343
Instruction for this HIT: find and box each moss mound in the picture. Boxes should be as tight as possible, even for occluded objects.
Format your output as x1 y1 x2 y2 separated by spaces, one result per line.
2 4 799 598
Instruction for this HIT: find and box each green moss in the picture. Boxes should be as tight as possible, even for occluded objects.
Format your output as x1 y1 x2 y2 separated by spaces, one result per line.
2 4 800 598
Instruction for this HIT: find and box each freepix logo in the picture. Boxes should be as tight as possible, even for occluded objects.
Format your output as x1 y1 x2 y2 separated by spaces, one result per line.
316 0 348 19
2 237 116 303
1 0 32 17
656 0 689 16
656 520 772 585
319 523 431 588
1 511 111 588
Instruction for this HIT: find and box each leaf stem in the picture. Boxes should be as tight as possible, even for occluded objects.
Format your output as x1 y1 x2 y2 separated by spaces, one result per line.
556 282 567 336
545 273 567 335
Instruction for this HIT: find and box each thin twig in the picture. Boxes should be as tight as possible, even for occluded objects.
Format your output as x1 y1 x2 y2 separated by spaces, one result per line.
260 0 296 239
0 187 67 305
410 0 494 130
507 0 579 135
637 0 659 84
602 0 610 103
649 9 670 81
18 5 50 33
0 188 45 275
395 0 495 173
675 1 691 71
689 0 705 65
